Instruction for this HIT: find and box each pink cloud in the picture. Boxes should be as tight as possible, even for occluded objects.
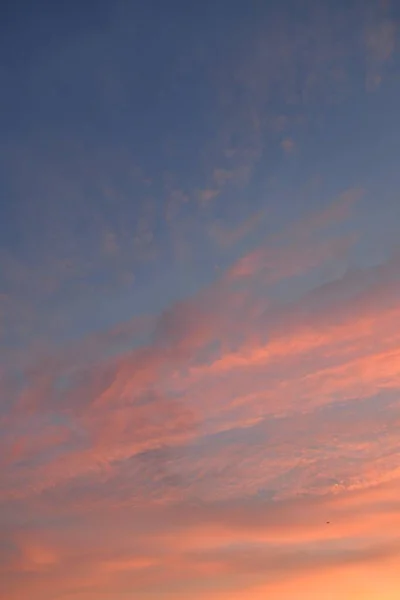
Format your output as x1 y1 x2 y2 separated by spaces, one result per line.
2 189 400 599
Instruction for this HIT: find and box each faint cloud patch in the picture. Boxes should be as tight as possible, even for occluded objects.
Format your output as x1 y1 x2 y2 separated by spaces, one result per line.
208 210 265 248
281 138 296 155
103 231 119 256
198 189 219 205
364 18 397 91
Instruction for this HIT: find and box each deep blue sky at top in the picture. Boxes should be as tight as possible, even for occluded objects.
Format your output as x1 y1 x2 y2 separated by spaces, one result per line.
0 0 399 345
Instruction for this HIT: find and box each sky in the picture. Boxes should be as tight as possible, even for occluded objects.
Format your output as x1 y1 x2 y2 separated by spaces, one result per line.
1 0 400 598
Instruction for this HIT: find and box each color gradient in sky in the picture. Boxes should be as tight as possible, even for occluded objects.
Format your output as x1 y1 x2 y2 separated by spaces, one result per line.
1 1 400 599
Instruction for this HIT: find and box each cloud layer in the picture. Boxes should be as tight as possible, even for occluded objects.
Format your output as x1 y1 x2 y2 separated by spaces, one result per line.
1 1 400 599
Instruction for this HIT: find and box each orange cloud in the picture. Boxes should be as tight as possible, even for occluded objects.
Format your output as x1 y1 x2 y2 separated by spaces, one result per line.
4 481 400 599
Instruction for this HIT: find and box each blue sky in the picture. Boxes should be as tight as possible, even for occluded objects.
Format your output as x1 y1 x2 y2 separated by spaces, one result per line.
1 2 400 599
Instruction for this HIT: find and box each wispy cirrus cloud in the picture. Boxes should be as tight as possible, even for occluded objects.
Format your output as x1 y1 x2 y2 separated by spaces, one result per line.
2 2 400 599
2 198 400 599
1 188 399 512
